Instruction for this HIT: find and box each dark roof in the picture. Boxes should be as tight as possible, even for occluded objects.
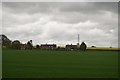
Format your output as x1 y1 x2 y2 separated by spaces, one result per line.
41 44 56 46
66 45 77 46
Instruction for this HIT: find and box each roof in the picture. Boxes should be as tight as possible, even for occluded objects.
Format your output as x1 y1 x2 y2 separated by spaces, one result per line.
41 44 56 46
66 45 77 46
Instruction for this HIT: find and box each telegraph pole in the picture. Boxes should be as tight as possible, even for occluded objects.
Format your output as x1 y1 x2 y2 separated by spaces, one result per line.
77 34 80 48
78 34 79 44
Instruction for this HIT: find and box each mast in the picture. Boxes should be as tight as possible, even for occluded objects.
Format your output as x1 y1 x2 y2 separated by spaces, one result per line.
78 34 79 44
77 34 80 46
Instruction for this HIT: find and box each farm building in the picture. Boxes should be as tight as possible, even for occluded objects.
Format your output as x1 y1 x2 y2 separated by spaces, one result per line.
41 44 57 50
66 44 77 50
20 40 33 50
21 44 27 50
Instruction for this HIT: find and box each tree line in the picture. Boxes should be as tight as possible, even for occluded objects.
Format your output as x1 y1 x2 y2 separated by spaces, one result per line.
1 34 33 50
1 34 87 51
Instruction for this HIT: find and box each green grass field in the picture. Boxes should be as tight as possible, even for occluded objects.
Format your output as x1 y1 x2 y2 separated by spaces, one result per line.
2 49 118 78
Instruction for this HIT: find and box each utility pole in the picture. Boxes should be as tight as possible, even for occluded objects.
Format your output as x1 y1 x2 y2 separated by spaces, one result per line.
78 34 79 44
77 34 80 47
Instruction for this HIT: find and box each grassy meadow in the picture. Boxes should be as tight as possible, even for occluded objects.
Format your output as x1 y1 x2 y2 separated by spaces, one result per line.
2 49 118 78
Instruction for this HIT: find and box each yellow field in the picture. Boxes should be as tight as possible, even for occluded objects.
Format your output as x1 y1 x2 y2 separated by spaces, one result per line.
87 47 120 51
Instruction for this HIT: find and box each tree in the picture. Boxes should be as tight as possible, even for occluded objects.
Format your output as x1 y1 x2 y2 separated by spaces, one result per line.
80 42 87 51
12 40 21 49
1 34 11 48
91 46 96 48
36 45 40 49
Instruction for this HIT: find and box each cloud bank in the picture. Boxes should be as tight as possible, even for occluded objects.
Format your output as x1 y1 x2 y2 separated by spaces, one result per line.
2 2 118 47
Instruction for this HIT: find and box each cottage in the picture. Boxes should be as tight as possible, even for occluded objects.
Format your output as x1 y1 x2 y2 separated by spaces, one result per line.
21 44 27 50
41 44 57 50
66 44 77 50
21 40 33 50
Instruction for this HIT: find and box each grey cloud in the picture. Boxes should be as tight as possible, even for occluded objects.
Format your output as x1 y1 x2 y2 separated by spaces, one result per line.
2 0 120 2
3 2 118 14
0 3 2 34
58 2 118 14
3 2 54 14
2 2 118 47
2 11 41 27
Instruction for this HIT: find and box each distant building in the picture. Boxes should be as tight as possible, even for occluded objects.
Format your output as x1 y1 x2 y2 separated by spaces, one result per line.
20 40 33 50
41 44 57 50
26 40 33 50
66 44 77 50
21 44 27 50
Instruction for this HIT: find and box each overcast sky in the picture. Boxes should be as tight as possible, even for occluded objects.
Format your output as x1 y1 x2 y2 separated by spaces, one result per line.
1 2 118 47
